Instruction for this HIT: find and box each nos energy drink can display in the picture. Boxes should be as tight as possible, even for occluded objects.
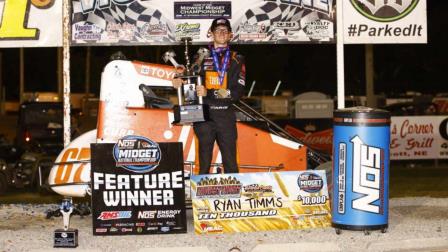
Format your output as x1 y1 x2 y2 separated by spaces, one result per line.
332 107 390 233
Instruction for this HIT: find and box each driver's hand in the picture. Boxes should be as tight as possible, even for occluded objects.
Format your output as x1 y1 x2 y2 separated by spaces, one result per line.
196 85 206 97
172 78 184 89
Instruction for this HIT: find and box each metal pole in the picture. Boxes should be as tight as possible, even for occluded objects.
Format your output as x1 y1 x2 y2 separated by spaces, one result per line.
247 80 256 97
63 0 71 146
336 0 345 109
20 48 25 103
272 80 282 96
365 44 375 107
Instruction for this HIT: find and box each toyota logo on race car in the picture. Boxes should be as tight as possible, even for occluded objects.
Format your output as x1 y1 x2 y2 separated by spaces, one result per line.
351 0 419 22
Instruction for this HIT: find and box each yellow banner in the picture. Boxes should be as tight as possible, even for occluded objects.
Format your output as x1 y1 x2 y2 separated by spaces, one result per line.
0 0 61 47
191 171 331 234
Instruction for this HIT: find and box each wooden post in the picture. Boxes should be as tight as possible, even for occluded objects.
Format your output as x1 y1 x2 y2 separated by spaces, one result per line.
57 47 63 100
62 0 71 146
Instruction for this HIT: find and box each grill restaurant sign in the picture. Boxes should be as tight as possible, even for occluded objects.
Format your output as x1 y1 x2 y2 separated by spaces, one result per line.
343 0 427 44
71 0 335 45
0 0 62 47
390 116 448 160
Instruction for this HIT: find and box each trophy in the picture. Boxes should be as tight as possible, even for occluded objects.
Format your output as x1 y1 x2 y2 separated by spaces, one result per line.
54 198 78 248
164 37 209 124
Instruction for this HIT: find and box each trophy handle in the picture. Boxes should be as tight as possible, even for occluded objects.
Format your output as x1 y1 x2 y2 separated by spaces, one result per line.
197 76 203 105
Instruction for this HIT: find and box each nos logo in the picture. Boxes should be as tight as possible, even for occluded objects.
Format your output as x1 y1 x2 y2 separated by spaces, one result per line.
113 135 161 173
351 136 383 214
351 0 419 22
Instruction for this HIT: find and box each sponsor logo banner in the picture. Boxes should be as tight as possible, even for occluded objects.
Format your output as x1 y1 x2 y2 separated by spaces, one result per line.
390 116 448 159
278 116 448 160
0 0 62 47
191 171 331 234
343 0 427 44
91 141 187 235
71 0 335 45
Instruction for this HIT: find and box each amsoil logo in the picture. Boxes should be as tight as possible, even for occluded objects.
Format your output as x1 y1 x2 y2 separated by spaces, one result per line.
351 0 419 22
97 211 132 220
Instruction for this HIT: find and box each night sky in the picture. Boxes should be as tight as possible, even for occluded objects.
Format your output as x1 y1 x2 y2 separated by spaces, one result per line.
1 1 447 100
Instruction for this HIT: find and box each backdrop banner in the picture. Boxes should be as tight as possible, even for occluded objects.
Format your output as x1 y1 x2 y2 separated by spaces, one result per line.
0 0 62 47
71 0 335 45
343 0 427 44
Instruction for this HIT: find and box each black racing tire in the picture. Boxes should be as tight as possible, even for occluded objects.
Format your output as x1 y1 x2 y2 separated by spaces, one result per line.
0 172 8 195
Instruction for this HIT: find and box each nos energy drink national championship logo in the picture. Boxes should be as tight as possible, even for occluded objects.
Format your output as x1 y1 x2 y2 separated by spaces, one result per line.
113 135 161 173
297 172 323 193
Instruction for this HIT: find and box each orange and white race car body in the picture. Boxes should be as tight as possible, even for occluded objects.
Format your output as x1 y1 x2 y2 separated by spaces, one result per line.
48 60 308 197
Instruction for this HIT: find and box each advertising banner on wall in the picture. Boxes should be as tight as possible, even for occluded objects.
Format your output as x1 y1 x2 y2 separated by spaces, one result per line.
191 170 331 234
390 116 448 160
71 0 335 45
0 0 62 47
275 118 333 155
90 139 187 235
277 116 448 160
343 0 427 44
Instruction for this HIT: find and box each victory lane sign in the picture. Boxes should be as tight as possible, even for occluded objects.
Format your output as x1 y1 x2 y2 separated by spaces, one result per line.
91 136 187 235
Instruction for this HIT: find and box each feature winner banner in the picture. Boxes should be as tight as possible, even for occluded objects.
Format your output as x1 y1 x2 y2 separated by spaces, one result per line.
191 171 331 234
390 116 448 160
343 0 427 44
90 137 187 235
0 0 62 47
71 0 335 45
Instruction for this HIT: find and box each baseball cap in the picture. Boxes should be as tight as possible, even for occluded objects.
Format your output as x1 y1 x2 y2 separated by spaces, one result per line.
210 18 232 32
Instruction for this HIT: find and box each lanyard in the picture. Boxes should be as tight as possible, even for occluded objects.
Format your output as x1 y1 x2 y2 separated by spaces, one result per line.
211 46 230 86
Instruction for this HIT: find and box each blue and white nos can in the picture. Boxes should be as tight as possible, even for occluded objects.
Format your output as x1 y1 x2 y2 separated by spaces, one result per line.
332 107 391 231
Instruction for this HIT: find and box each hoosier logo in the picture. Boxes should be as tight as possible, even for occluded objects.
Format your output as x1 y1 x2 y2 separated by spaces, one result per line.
351 0 419 22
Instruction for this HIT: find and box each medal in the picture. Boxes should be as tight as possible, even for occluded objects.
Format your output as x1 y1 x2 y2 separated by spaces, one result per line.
217 88 228 98
211 46 230 86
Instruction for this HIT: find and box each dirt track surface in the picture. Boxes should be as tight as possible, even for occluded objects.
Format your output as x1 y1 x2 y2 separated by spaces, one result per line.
1 197 448 252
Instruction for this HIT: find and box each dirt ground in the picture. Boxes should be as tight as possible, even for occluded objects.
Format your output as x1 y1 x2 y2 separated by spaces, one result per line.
1 197 448 252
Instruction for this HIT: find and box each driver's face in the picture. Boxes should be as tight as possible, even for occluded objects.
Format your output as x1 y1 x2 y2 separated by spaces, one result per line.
212 26 232 45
